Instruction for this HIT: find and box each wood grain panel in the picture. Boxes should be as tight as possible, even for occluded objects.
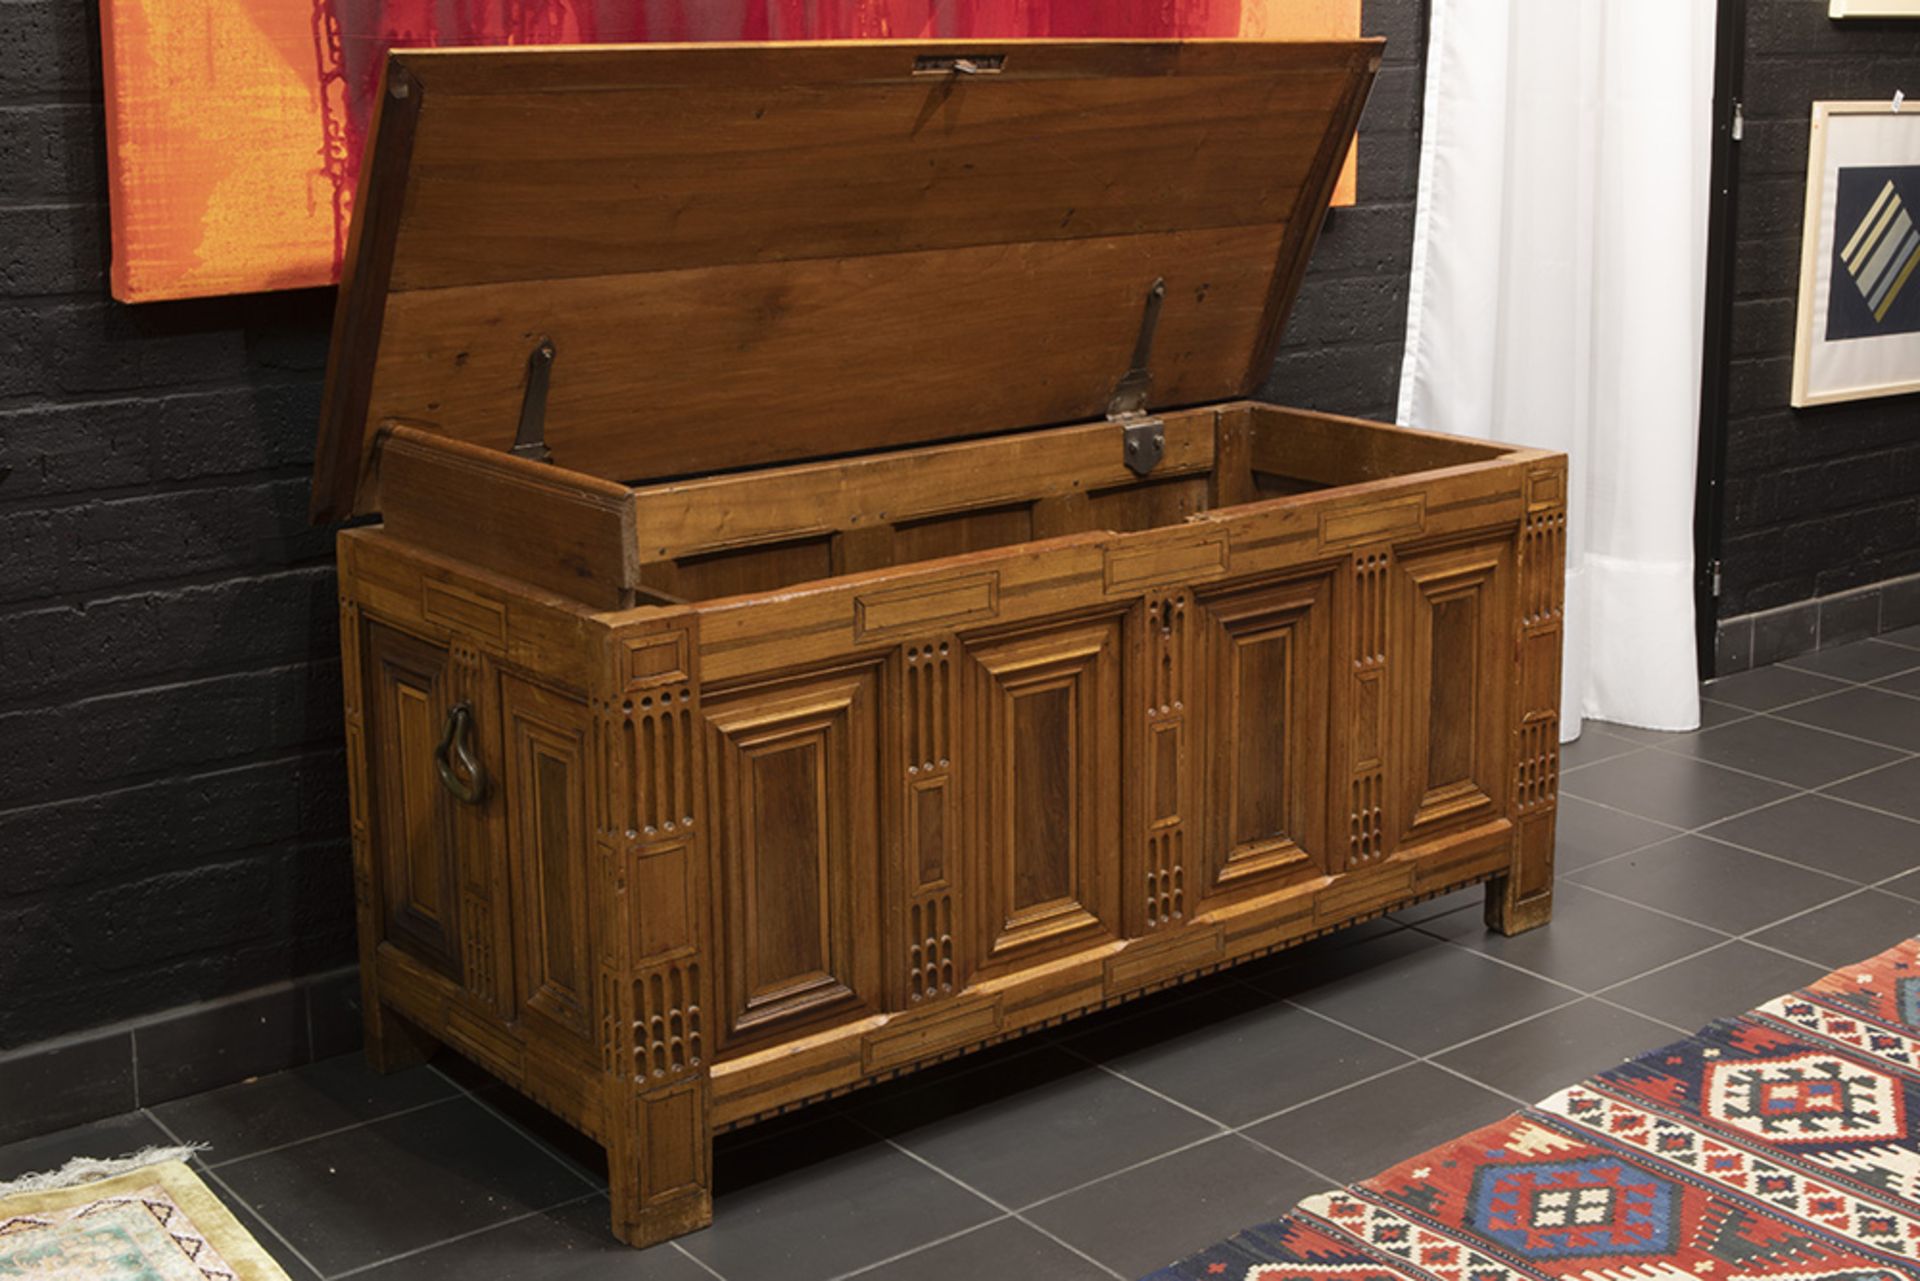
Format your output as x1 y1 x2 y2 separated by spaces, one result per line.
1394 537 1513 841
627 409 1215 561
648 537 836 604
392 63 1363 290
502 674 596 1051
312 41 1379 521
364 623 464 982
360 225 1290 492
1196 572 1332 897
857 575 1000 641
378 425 635 610
705 665 882 1045
966 618 1123 966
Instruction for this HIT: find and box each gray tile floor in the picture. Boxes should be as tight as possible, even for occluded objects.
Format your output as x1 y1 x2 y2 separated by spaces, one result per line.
7 635 1920 1281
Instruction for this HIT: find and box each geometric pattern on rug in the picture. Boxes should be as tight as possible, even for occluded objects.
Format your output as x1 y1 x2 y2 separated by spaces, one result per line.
1146 934 1920 1281
0 1161 287 1281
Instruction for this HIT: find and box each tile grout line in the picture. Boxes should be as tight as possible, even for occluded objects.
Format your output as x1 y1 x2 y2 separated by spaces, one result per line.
1561 746 1920 889
1231 1129 1348 1191
1718 855 1920 971
1636 726 1918 779
1410 913 1737 994
1260 928 1709 1097
1545 878 1753 941
141 1106 333 1281
1006 1130 1276 1219
871 1134 1128 1281
196 1095 466 1171
672 1237 732 1281
150 1087 627 1281
323 1192 605 1280
1556 784 1800 847
422 1064 606 1194
1074 1057 1234 1132
1581 992 1695 1037
1799 785 1920 829
824 1214 1019 1281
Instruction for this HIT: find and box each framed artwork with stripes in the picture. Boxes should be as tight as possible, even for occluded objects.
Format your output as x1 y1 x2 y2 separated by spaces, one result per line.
1793 101 1920 406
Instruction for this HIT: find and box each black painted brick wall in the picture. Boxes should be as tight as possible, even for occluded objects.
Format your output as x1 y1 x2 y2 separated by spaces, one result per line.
0 0 1427 1052
0 2 353 1050
1719 0 1920 616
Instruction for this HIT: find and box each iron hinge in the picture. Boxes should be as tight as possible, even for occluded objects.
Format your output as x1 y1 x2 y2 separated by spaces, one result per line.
513 338 556 464
1109 278 1168 478
1711 560 1723 597
1731 101 1744 142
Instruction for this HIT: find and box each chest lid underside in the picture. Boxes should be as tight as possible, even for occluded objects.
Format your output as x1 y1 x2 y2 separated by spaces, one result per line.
311 38 1382 523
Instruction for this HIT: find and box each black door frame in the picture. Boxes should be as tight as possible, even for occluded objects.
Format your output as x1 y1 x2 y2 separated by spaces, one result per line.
1693 0 1747 677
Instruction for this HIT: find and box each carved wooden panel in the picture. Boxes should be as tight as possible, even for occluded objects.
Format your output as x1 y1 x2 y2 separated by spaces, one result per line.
1393 537 1513 841
1195 572 1332 896
1140 591 1192 929
502 674 597 1050
363 622 465 982
448 640 508 1012
899 638 962 1005
594 620 712 1092
1515 503 1568 818
704 664 882 1046
1506 482 1568 915
1347 551 1389 867
965 618 1122 966
638 960 704 1079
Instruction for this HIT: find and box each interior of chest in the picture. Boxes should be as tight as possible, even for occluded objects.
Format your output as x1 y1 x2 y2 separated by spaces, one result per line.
624 402 1510 605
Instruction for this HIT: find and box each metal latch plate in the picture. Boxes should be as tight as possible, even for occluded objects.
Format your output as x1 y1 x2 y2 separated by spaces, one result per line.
1122 418 1165 477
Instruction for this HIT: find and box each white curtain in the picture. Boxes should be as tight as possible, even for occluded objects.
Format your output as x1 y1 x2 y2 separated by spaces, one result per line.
1397 0 1716 736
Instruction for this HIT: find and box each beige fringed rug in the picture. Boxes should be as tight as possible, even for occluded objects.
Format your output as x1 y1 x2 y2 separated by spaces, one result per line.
0 1151 289 1280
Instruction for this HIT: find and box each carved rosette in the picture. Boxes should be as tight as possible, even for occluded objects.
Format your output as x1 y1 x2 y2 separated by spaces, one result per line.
1347 552 1389 868
902 638 961 1003
1143 590 1191 927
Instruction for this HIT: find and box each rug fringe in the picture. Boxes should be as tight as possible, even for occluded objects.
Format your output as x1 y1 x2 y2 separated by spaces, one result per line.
0 1144 209 1198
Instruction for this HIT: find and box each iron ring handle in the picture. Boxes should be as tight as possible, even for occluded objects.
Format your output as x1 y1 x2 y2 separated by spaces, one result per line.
435 702 489 805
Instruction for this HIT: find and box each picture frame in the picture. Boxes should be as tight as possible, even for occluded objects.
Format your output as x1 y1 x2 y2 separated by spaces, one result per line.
1792 100 1920 407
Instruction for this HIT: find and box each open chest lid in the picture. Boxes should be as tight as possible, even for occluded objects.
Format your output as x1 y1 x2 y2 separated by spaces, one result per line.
311 37 1381 523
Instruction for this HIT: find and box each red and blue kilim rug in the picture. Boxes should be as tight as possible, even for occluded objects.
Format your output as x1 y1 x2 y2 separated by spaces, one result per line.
1148 935 1920 1281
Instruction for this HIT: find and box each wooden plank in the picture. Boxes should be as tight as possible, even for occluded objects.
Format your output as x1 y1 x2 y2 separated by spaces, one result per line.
311 61 421 524
676 460 1531 685
312 40 1380 520
363 225 1288 491
339 528 617 697
630 411 1216 560
398 39 1386 97
377 426 635 609
394 72 1356 291
1249 404 1514 486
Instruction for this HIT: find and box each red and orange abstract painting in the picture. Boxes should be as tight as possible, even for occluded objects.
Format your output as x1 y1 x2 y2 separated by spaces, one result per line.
98 0 1360 302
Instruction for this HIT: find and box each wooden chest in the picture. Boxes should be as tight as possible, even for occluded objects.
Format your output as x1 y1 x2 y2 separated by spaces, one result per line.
314 39 1566 1248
